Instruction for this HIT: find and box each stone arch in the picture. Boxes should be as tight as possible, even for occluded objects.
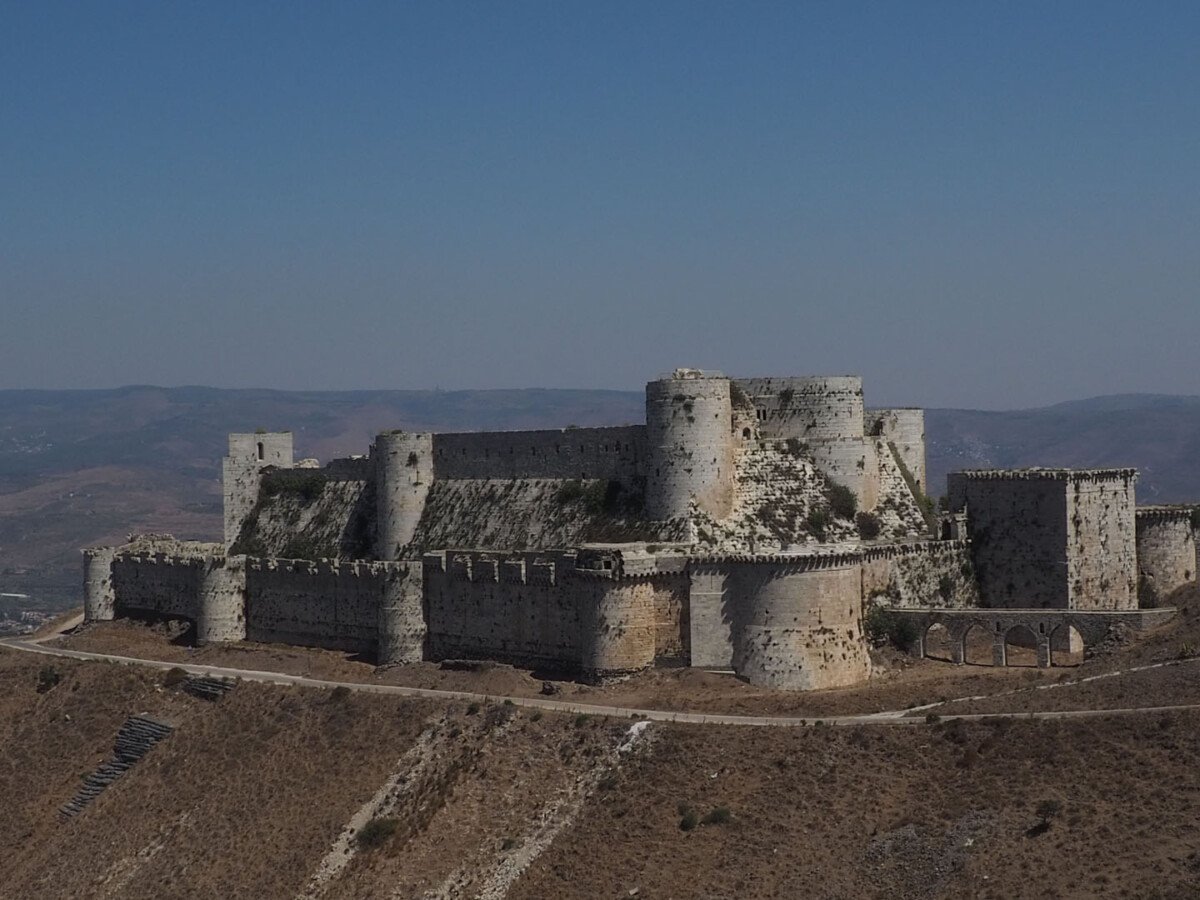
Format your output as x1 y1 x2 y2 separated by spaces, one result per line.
1002 624 1039 667
922 620 955 662
1048 623 1084 667
742 427 752 440
961 623 992 666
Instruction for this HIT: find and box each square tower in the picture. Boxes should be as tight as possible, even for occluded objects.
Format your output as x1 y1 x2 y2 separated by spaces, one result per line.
222 432 294 547
948 468 1137 610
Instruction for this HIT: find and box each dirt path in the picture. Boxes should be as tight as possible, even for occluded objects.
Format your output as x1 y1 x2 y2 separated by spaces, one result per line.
6 631 1200 728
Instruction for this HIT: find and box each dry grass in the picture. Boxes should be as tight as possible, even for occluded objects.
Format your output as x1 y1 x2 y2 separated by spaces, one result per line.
3 648 1200 898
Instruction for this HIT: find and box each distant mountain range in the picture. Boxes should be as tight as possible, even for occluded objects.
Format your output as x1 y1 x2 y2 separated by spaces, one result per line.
2 387 1198 607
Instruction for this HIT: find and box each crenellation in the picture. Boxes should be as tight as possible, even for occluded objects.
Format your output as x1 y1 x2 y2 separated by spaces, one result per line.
88 364 1180 690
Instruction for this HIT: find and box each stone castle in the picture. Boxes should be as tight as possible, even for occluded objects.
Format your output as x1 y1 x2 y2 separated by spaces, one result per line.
82 369 1195 691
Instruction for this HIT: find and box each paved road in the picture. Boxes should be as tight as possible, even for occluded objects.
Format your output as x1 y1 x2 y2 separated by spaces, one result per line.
4 629 1199 728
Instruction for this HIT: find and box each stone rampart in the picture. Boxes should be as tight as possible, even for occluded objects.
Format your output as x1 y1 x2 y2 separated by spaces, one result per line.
421 550 584 670
1136 506 1197 607
430 426 645 483
110 552 209 622
244 558 398 655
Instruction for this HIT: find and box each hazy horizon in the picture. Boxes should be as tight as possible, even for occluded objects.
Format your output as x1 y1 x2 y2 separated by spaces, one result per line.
3 2 1198 408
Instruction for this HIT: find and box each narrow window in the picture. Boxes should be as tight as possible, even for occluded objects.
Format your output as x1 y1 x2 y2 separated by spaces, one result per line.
256 442 264 461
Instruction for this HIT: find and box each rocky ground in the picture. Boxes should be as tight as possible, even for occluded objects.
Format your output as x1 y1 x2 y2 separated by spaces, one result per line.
1 648 1199 898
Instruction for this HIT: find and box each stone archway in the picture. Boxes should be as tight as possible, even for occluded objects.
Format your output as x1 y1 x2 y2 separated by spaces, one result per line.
1049 623 1084 667
961 623 993 666
1002 624 1040 667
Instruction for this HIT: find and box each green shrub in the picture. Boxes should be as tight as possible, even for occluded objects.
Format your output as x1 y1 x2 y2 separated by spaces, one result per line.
356 816 398 850
679 808 699 831
863 606 918 650
938 574 954 602
806 509 829 541
162 667 189 688
855 512 882 540
826 482 857 520
36 666 62 694
466 702 481 716
330 685 352 702
702 806 732 826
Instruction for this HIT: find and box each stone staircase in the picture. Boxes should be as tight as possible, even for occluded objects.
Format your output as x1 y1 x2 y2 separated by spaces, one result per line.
181 675 236 701
59 715 174 819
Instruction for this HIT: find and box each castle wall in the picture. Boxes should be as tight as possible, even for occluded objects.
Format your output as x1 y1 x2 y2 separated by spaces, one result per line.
687 565 735 668
431 427 645 483
948 473 1070 608
725 557 870 691
422 551 585 670
644 373 735 520
244 559 382 654
111 553 207 621
1136 507 1195 607
1067 473 1137 610
868 408 927 494
83 547 117 623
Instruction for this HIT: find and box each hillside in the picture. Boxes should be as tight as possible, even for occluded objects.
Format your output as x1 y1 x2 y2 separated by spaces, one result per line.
3 387 1199 609
1 647 1198 899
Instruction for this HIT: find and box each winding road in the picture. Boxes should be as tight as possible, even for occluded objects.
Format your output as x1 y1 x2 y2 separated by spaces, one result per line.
3 618 1198 728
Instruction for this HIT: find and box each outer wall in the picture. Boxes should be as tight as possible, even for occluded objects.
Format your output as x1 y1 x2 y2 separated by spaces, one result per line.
727 561 870 691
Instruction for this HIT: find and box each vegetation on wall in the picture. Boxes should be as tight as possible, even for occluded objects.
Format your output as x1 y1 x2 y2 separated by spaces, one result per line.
888 442 935 529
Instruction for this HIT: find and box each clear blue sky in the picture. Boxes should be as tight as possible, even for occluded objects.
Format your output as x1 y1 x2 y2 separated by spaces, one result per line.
2 1 1197 408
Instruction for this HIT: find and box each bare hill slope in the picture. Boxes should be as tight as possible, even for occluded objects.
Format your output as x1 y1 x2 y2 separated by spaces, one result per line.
2 649 1198 898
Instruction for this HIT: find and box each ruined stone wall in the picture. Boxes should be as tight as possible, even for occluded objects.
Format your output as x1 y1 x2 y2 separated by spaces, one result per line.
1067 473 1137 610
860 541 978 608
243 559 386 654
1135 507 1195 607
223 433 293 547
644 373 735 521
948 473 1070 608
724 556 870 691
867 409 926 494
431 427 645 483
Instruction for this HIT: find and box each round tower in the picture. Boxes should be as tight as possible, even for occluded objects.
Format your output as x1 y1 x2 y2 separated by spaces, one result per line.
196 556 246 645
374 432 435 560
377 563 427 664
1136 507 1196 607
83 547 117 623
644 370 735 521
578 579 656 679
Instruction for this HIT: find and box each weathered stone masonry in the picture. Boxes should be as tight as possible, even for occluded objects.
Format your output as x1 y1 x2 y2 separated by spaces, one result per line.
85 368 1184 691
